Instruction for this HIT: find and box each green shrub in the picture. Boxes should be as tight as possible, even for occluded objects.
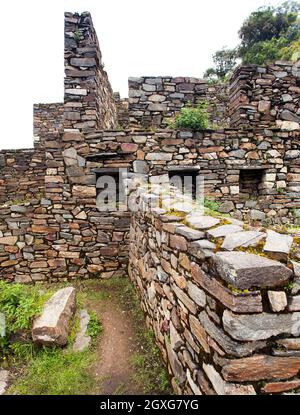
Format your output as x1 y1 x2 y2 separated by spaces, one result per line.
0 281 50 356
172 102 209 130
204 197 221 212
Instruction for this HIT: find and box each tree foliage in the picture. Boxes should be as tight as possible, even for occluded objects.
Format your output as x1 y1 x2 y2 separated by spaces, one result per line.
204 1 300 81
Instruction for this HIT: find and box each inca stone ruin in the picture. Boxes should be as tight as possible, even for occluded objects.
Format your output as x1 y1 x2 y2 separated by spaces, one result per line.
1 11 300 395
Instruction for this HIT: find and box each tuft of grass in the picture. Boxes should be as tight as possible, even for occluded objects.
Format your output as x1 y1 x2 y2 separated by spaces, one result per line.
9 347 95 395
87 311 102 342
170 101 209 130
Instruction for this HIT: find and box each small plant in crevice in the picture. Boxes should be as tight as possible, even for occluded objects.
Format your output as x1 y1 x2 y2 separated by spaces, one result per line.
73 30 81 42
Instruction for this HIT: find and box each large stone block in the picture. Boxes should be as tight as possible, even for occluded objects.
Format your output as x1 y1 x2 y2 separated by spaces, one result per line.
32 287 76 346
222 309 300 341
212 252 292 289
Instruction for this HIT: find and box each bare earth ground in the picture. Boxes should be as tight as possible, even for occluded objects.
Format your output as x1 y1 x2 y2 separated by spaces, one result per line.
88 294 143 395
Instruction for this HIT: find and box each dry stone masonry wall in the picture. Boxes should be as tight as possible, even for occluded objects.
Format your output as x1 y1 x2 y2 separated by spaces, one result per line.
128 186 300 395
0 10 300 395
229 63 300 130
128 77 229 128
64 12 118 132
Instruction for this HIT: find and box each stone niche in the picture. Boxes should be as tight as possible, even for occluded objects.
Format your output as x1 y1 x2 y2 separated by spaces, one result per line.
239 168 266 198
168 166 201 200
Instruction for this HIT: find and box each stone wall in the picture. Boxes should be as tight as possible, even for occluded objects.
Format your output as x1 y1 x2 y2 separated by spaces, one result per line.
128 77 229 128
128 186 300 395
33 103 64 145
229 63 300 129
0 149 45 205
64 12 118 132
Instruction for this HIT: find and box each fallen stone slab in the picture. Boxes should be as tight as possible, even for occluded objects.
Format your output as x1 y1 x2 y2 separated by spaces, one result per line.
186 213 220 230
207 224 243 239
175 226 204 240
222 309 300 341
73 309 92 352
264 230 293 259
213 251 292 289
32 287 76 346
221 231 265 251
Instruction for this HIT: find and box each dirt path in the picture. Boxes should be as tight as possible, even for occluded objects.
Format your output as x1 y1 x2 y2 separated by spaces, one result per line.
89 294 143 395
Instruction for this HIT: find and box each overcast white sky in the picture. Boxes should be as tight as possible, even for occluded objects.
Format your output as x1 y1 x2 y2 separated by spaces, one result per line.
0 0 280 149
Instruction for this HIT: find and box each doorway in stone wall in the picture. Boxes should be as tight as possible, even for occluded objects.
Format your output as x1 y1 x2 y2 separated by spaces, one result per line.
239 168 266 197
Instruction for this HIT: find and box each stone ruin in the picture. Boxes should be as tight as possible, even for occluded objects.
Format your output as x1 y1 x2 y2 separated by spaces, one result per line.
1 11 300 395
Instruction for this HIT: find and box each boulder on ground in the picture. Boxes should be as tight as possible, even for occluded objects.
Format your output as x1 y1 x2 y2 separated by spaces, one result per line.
32 287 76 346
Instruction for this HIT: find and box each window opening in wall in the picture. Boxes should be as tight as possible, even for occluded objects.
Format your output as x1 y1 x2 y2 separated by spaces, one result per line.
94 168 122 204
239 168 265 197
168 168 199 199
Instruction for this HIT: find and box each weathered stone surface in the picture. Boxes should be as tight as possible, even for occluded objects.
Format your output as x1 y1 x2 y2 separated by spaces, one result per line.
186 213 220 230
198 311 266 357
203 364 256 395
189 315 210 352
221 231 265 251
213 252 292 289
73 185 96 198
268 291 287 312
70 57 97 67
172 284 197 314
0 236 17 246
191 262 263 313
222 309 300 341
222 355 300 381
169 234 187 251
73 309 91 352
276 338 300 350
133 160 149 174
208 224 243 238
175 226 204 241
288 295 300 311
0 370 9 395
187 281 206 307
32 287 76 346
166 342 186 385
218 201 235 213
262 379 300 393
264 230 293 257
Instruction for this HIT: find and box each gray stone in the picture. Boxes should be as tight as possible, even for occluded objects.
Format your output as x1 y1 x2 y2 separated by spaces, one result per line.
203 364 256 395
166 341 186 385
268 291 287 312
264 230 293 256
73 309 92 352
32 287 76 346
186 213 220 230
288 295 300 312
70 57 96 67
213 251 292 289
219 201 235 213
223 309 300 341
250 209 266 221
208 224 243 238
133 160 149 174
0 370 9 395
229 149 246 159
187 281 206 307
221 231 265 251
145 152 172 161
285 150 300 159
169 321 184 351
175 226 204 241
281 110 300 123
198 311 266 357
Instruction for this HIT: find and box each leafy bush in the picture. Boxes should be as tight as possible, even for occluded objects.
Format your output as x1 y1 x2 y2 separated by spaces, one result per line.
0 281 49 356
204 197 221 212
172 102 209 130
